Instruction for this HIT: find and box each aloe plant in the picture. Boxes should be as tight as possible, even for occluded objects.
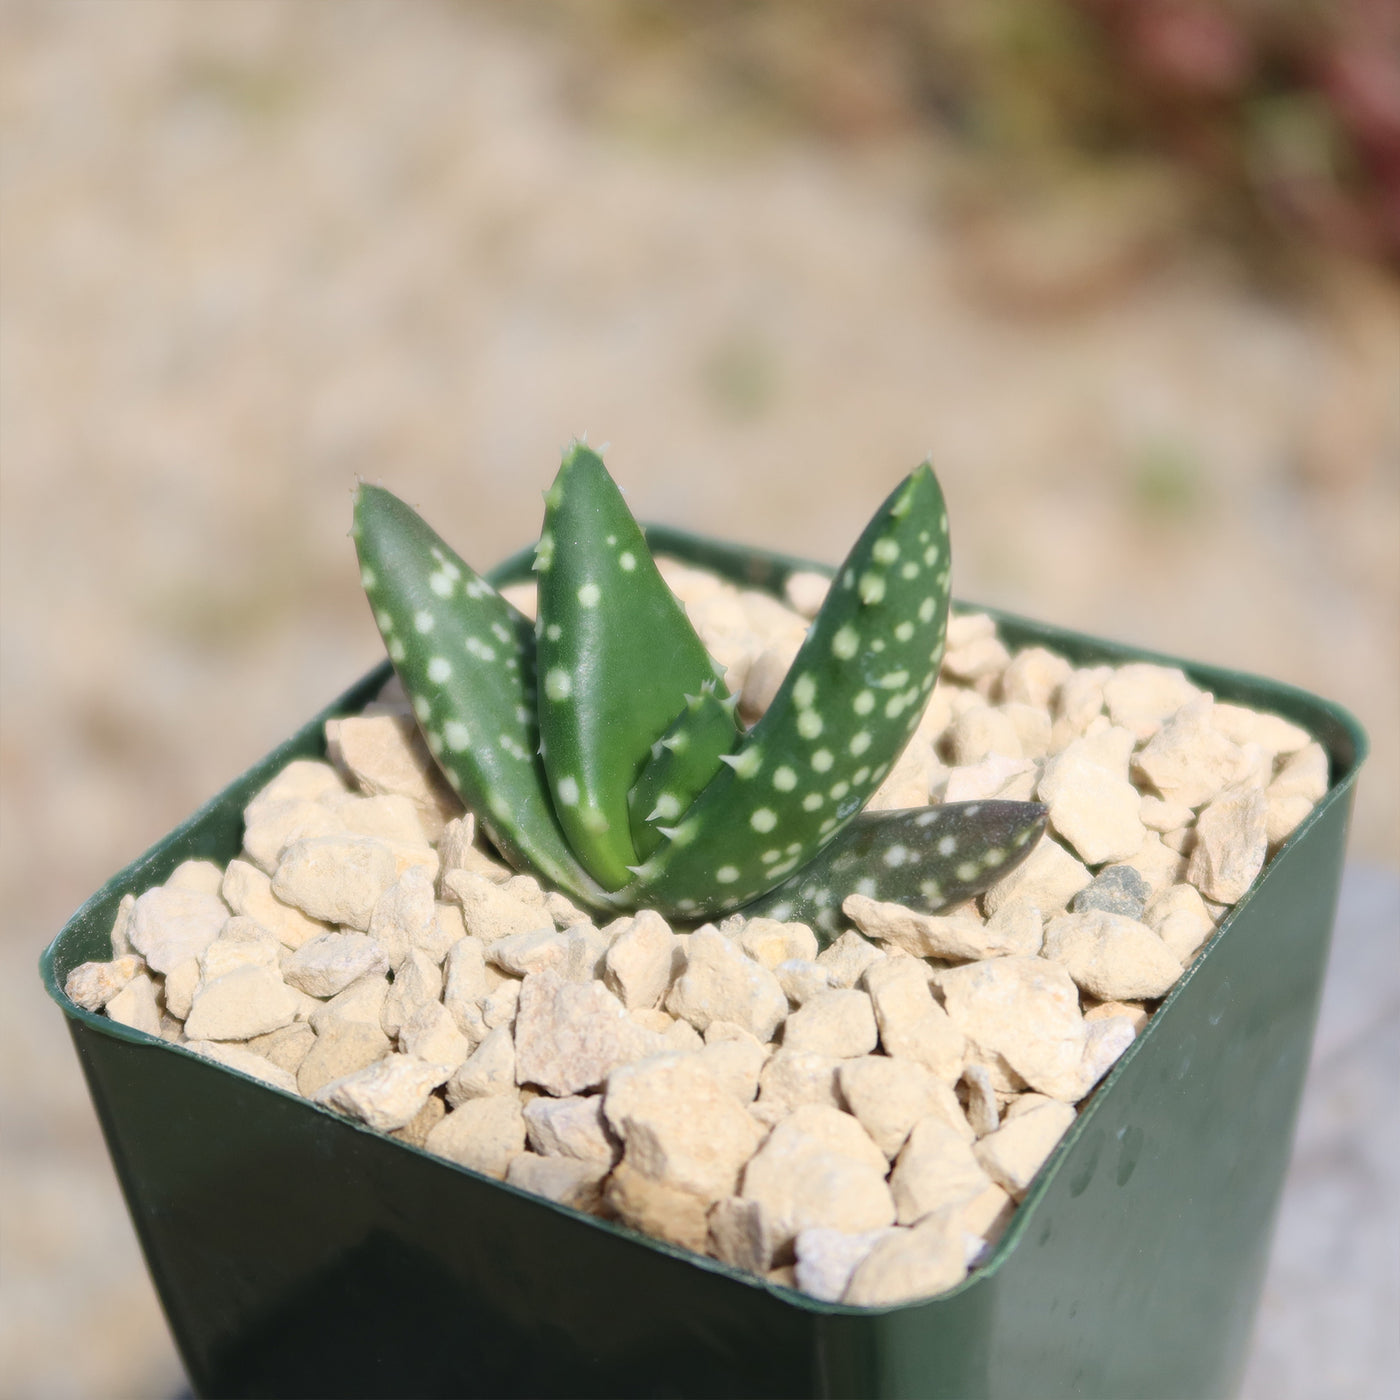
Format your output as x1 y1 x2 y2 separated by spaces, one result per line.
352 444 1045 937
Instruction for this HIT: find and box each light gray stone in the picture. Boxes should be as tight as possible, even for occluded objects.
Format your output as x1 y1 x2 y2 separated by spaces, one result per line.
318 1052 451 1132
198 925 281 981
488 927 573 978
164 859 225 896
741 1105 895 1249
246 758 348 813
107 892 137 957
666 926 787 1042
425 1093 527 1179
707 1195 780 1274
752 1049 844 1123
481 977 522 1031
391 1093 448 1148
1134 697 1247 808
862 958 965 1082
442 935 493 1032
815 930 886 990
523 1093 619 1164
939 956 1086 1101
441 869 552 945
602 909 674 1009
781 989 878 1059
794 1226 899 1302
282 931 389 999
242 798 345 876
545 890 592 929
65 956 144 1012
1188 783 1270 904
1144 883 1216 964
1210 703 1312 756
946 705 1023 766
515 970 639 1096
1001 647 1072 710
1053 666 1111 739
308 972 390 1033
890 1115 995 1224
244 1020 316 1075
162 958 200 1021
1140 795 1195 833
605 1052 765 1202
739 639 805 725
1038 727 1145 865
366 865 439 969
843 1210 968 1306
1001 703 1053 760
697 1033 769 1104
1106 833 1187 899
322 790 431 850
445 1025 517 1106
186 1038 300 1094
961 1063 1000 1136
222 858 329 951
775 958 833 1006
324 711 459 839
105 971 161 1035
1072 865 1151 920
399 1000 472 1073
942 614 1010 685
838 1054 974 1159
605 1161 710 1253
1083 999 1151 1033
845 895 1032 962
1268 741 1329 803
942 753 1039 804
974 1099 1077 1199
783 570 830 619
506 1153 608 1213
982 835 1091 918
1077 1015 1136 1098
560 923 609 983
866 735 937 811
184 965 299 1041
1102 664 1203 742
738 917 819 970
271 835 399 930
381 947 444 1038
296 1019 391 1097
129 887 229 974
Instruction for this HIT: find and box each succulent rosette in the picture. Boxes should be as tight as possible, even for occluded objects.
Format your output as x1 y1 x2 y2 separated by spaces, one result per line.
352 444 1045 938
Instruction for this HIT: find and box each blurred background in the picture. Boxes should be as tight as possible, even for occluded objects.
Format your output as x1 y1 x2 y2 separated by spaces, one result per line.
1 2 1396 1395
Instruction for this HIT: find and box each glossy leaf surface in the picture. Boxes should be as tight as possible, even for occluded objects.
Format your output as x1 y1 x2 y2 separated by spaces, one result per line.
627 687 740 860
352 485 615 909
627 464 951 919
535 444 727 890
736 800 1048 941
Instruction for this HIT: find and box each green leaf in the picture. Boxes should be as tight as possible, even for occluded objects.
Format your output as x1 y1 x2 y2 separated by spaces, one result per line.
736 801 1048 943
352 484 616 910
625 462 951 919
535 443 727 891
627 687 740 860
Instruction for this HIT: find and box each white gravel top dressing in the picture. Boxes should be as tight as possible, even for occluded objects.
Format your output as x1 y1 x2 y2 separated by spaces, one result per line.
70 561 1328 1307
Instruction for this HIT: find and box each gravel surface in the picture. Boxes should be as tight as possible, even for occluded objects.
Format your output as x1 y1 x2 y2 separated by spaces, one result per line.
2 3 1395 1395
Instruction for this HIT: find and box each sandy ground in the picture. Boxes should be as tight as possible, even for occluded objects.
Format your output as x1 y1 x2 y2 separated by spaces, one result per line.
1 3 1396 1395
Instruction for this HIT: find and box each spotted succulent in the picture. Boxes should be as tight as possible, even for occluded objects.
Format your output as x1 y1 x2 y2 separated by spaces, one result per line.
352 444 1045 938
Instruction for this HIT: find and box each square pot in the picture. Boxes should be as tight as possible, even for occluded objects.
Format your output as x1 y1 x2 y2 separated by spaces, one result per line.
40 526 1367 1400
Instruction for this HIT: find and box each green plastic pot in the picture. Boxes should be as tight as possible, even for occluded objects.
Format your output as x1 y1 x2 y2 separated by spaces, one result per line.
40 526 1367 1400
